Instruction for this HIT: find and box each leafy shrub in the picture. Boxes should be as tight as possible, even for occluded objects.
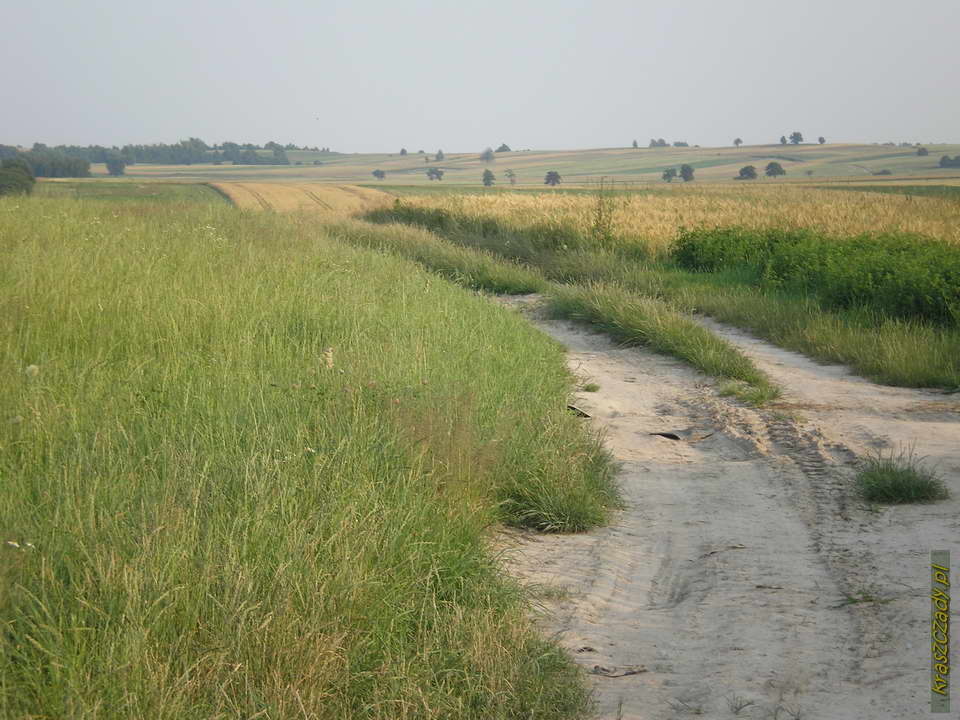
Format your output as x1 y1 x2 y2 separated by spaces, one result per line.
0 169 34 196
671 226 960 324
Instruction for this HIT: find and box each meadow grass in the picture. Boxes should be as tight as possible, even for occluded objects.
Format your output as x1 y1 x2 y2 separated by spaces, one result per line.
0 197 617 719
368 192 960 390
320 217 778 403
36 180 224 204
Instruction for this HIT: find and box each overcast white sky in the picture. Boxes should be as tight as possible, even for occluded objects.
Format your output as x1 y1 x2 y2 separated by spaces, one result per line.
3 0 958 152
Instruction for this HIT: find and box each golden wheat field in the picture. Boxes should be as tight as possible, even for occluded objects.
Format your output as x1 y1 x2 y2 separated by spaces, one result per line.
395 185 960 253
212 182 394 213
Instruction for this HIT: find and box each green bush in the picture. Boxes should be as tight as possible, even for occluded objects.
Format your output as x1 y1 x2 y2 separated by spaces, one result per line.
671 227 960 325
0 169 34 196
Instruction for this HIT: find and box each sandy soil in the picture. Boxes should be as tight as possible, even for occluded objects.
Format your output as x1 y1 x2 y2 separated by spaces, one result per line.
497 297 959 720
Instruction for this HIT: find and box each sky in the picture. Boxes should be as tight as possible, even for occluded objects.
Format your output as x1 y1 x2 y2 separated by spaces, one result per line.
3 0 958 152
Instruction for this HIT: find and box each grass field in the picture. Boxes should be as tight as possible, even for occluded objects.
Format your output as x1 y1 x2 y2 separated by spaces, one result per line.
0 196 618 718
83 142 960 186
367 187 960 389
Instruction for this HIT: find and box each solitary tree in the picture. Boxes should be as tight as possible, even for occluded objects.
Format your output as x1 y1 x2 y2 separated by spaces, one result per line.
105 154 126 176
679 164 695 182
480 147 495 163
482 169 495 186
780 136 788 145
495 143 511 153
399 148 407 156
789 131 803 145
765 161 786 177
734 138 743 148
435 149 445 161
544 170 562 186
662 167 678 183
426 167 444 180
818 136 826 145
735 165 758 180
917 147 929 156
372 169 386 180
504 169 517 185
632 139 639 149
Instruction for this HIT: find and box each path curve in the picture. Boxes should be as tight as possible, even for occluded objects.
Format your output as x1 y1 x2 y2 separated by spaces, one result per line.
498 297 958 720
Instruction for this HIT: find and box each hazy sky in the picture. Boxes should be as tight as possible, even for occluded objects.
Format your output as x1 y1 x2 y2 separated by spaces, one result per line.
4 0 958 152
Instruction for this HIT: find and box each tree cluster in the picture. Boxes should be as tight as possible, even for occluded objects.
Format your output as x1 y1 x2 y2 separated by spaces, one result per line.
426 168 444 181
649 138 669 147
0 145 90 178
734 165 758 180
372 169 386 180
661 165 695 182
940 155 960 168
495 144 511 153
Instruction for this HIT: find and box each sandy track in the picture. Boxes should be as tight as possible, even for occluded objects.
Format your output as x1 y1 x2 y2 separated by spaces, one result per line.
498 297 958 719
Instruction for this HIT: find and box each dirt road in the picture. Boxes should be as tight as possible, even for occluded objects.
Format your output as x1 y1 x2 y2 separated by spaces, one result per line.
499 297 959 719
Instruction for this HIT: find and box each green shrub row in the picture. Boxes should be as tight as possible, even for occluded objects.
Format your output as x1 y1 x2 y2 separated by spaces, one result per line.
671 226 960 325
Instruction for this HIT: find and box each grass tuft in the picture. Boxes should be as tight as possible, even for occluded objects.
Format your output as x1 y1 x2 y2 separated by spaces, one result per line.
856 448 949 503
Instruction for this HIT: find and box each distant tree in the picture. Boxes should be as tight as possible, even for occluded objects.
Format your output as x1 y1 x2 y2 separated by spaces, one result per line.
399 148 407 156
495 143 511 153
424 155 429 163
662 167 678 183
765 161 786 177
372 169 386 180
789 131 803 145
435 149 445 161
480 147 495 163
544 170 562 186
735 165 758 180
632 139 639 149
1 157 34 180
805 169 814 176
874 169 893 175
105 154 127 176
818 136 826 145
679 164 695 182
649 138 668 148
917 147 929 156
780 136 788 145
426 167 444 181
673 141 689 147
417 149 425 154
482 169 495 186
504 169 517 185
734 138 743 148
940 156 960 168
0 169 34 196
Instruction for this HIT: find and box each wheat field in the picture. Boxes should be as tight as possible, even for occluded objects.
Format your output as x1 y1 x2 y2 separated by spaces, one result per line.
212 182 394 213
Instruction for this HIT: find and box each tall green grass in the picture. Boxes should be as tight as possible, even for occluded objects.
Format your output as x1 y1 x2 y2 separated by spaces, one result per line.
0 198 616 718
672 226 960 325
368 202 960 390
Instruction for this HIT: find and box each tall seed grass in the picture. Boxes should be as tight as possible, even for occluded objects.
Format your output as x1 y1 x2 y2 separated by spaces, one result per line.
368 195 960 390
0 197 617 719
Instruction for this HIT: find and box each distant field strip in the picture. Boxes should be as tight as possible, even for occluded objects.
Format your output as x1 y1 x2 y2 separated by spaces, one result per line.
213 182 393 213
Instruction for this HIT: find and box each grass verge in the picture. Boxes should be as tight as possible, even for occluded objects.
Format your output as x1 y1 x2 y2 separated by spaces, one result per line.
366 202 960 390
0 197 617 718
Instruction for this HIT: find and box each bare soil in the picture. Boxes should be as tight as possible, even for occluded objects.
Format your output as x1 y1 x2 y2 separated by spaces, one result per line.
497 296 959 720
